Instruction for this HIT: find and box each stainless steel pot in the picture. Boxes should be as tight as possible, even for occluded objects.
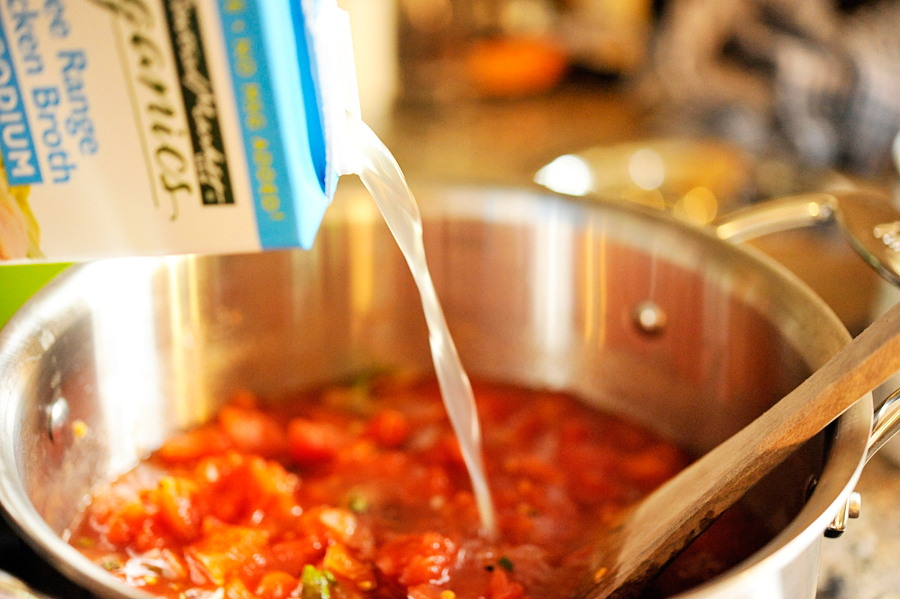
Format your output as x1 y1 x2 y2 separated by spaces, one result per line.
0 183 894 599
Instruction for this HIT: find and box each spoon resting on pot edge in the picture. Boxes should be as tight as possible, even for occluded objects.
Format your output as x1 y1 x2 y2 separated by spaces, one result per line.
578 296 900 599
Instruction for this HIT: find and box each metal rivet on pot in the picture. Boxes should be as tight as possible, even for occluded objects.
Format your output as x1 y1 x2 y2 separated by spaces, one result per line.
47 397 70 442
825 491 861 537
848 492 861 519
633 301 667 335
805 475 819 500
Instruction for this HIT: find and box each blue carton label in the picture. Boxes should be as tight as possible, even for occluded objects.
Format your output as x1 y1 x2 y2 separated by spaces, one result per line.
0 8 42 186
0 0 334 261
218 0 301 249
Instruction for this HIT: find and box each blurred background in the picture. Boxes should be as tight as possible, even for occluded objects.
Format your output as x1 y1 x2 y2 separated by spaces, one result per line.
339 0 900 336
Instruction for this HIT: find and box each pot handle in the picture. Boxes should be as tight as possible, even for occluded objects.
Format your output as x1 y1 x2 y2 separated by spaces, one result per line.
714 188 900 286
825 387 900 536
713 193 838 243
868 386 900 463
713 189 900 535
0 571 51 599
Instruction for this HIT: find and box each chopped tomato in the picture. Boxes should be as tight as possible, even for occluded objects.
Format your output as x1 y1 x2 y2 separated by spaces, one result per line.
489 569 526 599
267 538 325 577
366 409 410 447
316 507 358 542
619 444 688 490
287 418 345 465
155 476 203 542
245 457 302 524
158 426 232 463
130 523 161 552
219 403 288 458
323 543 376 589
195 452 252 522
256 571 299 599
407 584 449 599
104 497 157 547
224 576 258 599
425 466 451 497
186 521 270 585
376 533 458 586
431 433 464 466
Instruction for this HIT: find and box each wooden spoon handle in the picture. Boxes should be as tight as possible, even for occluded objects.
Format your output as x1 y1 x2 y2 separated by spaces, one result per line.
589 299 900 599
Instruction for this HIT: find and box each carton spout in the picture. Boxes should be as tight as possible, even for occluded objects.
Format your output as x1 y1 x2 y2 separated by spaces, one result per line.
310 0 364 188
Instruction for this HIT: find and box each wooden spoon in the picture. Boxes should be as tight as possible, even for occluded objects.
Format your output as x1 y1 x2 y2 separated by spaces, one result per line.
578 297 900 599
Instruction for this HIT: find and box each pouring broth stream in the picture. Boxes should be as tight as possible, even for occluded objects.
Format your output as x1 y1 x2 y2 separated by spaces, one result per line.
352 122 497 537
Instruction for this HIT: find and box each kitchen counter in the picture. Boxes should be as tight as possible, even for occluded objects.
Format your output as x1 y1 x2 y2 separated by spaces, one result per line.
381 81 653 187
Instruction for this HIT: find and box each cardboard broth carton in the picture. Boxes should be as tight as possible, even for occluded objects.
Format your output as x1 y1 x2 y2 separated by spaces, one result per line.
0 0 361 262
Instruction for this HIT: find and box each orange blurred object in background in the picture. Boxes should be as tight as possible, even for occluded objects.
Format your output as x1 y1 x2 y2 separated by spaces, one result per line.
465 37 568 98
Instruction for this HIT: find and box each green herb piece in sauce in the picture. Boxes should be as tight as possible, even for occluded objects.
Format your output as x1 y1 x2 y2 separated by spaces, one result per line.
348 369 381 390
348 491 369 513
323 380 373 415
302 565 336 599
498 556 514 572
101 559 121 571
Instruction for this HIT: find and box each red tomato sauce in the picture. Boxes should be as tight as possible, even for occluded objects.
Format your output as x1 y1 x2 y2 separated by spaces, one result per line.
66 377 763 599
